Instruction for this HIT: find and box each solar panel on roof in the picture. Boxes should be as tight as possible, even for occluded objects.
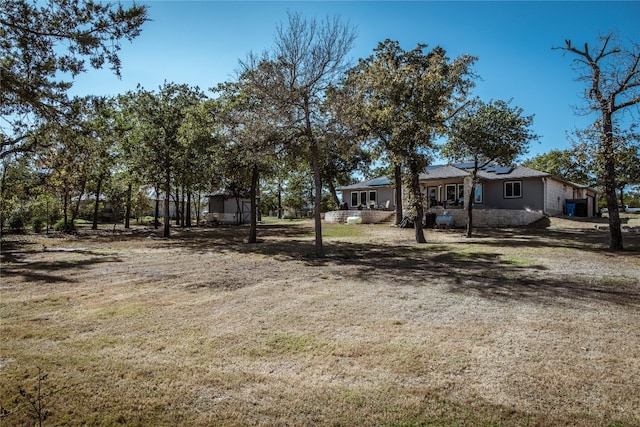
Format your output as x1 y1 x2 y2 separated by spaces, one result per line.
368 177 390 186
455 162 476 169
494 166 513 174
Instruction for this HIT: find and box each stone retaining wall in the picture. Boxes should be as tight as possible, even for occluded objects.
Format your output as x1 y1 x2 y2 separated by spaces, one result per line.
326 208 545 227
325 210 395 224
428 207 545 228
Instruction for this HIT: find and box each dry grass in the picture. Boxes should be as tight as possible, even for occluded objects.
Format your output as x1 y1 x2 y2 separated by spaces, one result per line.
1 215 639 426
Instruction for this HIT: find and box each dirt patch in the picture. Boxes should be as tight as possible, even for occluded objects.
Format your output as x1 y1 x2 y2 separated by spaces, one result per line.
1 218 639 426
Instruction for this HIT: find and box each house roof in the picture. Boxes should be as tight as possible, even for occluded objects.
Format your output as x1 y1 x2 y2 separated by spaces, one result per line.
420 163 550 181
420 165 470 180
337 164 595 193
336 176 393 191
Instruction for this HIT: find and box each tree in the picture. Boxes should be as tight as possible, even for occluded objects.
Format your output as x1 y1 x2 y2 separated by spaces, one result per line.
522 148 591 185
322 85 373 208
443 99 537 237
213 69 284 243
557 33 640 250
177 99 222 227
570 122 640 209
120 83 206 238
343 40 476 243
1 0 148 159
241 12 356 257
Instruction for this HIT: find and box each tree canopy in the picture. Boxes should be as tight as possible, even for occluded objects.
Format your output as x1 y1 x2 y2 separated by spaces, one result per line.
443 98 537 237
1 0 148 159
341 39 476 242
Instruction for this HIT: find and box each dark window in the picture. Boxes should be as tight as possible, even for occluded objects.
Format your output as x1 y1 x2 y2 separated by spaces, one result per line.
504 181 522 198
446 184 456 202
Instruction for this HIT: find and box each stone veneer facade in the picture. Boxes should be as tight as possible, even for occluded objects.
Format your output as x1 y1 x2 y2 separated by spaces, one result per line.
326 207 544 227
428 206 545 228
325 210 396 224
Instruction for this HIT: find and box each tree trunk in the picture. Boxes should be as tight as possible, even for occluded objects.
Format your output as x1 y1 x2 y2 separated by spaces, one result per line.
311 139 324 257
303 95 324 257
466 164 479 238
125 183 132 229
174 187 181 226
394 163 403 225
92 177 102 230
277 181 283 219
62 186 70 232
163 173 171 238
154 185 160 230
410 167 426 244
467 179 475 238
71 179 86 225
602 111 623 250
186 190 192 227
195 191 201 225
248 164 259 244
327 179 340 209
180 186 186 228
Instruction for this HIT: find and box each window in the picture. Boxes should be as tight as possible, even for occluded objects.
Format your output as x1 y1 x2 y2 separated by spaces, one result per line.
428 187 438 206
445 184 457 202
351 192 358 207
368 191 377 206
359 191 367 206
504 181 522 198
457 184 465 203
474 183 483 203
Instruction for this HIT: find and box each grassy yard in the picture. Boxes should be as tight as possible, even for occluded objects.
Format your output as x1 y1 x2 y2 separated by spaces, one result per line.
1 217 639 426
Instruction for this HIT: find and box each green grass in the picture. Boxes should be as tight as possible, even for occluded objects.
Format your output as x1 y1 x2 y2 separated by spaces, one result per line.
322 222 367 239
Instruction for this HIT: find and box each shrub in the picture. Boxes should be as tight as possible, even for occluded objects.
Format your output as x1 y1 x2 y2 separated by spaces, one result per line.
8 209 29 232
32 217 45 233
53 218 74 232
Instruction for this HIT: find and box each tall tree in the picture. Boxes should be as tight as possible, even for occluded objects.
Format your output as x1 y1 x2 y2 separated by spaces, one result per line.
213 73 284 243
1 0 148 159
343 40 476 242
177 99 222 227
556 33 640 250
121 83 205 238
241 12 356 257
443 99 537 237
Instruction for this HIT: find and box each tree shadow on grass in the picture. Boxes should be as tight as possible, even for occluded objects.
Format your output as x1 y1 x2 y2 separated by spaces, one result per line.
1 242 122 284
322 241 639 308
140 223 640 308
4 223 638 308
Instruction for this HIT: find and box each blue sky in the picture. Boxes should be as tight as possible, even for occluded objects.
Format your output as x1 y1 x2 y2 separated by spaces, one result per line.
70 1 640 161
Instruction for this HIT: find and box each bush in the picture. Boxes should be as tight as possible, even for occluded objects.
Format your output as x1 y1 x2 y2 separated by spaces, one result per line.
8 209 29 232
53 218 74 232
8 213 26 232
32 217 45 233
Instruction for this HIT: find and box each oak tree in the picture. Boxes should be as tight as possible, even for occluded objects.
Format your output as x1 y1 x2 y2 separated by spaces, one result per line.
557 33 640 250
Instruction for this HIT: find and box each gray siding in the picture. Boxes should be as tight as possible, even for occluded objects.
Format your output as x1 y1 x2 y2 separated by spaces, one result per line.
481 178 544 211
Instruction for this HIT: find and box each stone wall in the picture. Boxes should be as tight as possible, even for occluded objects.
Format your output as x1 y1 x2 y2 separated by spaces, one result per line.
544 178 573 216
325 210 395 224
428 206 545 228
